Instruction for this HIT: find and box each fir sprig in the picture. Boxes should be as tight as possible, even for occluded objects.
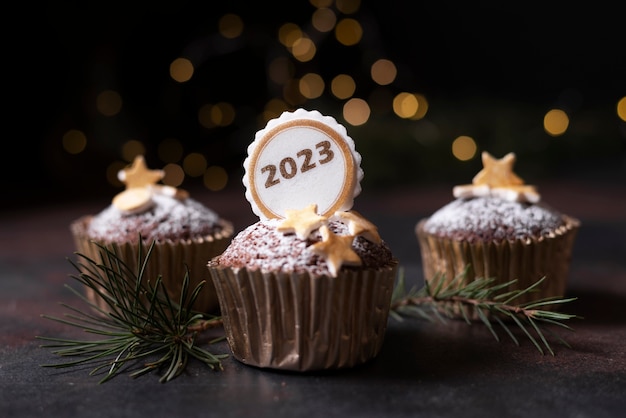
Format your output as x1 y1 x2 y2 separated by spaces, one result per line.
390 267 582 355
37 241 228 383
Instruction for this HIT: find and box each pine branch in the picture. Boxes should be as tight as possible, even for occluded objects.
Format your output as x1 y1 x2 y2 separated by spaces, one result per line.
390 268 582 355
37 240 228 383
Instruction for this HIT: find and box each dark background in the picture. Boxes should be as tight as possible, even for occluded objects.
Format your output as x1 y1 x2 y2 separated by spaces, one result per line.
5 1 625 211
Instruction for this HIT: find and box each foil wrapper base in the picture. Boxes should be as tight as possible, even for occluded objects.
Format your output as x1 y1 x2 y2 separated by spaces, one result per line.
71 216 233 314
416 216 579 319
208 260 398 372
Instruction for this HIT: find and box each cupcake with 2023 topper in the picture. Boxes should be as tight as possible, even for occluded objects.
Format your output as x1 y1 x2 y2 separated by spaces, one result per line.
207 108 399 372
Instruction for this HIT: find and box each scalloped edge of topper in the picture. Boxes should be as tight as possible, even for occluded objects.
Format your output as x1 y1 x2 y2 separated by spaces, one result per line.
243 108 364 220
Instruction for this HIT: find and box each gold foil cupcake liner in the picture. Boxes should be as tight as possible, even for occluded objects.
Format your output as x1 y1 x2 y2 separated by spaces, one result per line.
416 216 580 318
70 216 233 314
207 260 399 371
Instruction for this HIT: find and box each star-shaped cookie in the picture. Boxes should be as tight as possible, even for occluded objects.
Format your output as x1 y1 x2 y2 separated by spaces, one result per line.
453 151 540 203
118 155 165 189
112 155 165 212
473 151 524 187
277 204 327 240
332 210 381 244
310 225 361 277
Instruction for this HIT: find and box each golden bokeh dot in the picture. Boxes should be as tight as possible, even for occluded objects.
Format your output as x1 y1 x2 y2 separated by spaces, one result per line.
544 109 569 136
410 94 429 120
311 7 336 32
371 59 397 86
170 57 194 83
204 166 229 191
291 37 316 62
268 56 294 85
162 163 185 187
198 104 216 129
299 73 325 99
343 98 370 126
96 90 122 117
218 13 243 39
617 96 626 122
330 74 356 99
62 129 87 154
121 140 146 163
392 92 419 119
335 18 362 46
183 152 207 177
336 0 361 14
213 102 236 126
452 136 477 161
278 23 302 47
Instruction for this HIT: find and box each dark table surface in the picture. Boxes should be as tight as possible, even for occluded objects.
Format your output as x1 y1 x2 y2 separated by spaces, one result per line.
2 181 625 418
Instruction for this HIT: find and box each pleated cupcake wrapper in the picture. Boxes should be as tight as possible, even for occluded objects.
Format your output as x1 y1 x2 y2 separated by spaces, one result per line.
207 260 399 372
70 216 233 314
416 216 580 319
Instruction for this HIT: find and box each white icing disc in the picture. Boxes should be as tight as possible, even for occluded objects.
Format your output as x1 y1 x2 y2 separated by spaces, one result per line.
243 109 363 220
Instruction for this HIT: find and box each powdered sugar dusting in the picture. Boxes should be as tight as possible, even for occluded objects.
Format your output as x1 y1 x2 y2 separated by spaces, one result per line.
213 219 394 276
422 197 566 242
86 194 223 243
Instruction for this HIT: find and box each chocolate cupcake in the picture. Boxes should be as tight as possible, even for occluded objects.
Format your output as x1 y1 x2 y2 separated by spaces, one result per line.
70 155 233 314
416 151 580 317
207 109 398 371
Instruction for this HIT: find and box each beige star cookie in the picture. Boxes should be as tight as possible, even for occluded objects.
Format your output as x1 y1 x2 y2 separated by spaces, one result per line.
332 210 381 244
113 155 165 212
118 155 165 189
453 151 540 203
277 204 328 240
310 225 361 277
473 151 524 187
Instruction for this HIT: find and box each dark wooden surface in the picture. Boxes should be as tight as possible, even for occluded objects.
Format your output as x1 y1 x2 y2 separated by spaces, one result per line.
1 181 625 418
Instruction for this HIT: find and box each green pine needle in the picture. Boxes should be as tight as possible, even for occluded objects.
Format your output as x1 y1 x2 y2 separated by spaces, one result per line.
390 267 582 356
37 240 228 383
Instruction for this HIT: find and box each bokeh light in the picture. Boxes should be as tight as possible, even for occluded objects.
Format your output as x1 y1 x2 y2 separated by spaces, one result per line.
62 129 87 155
336 0 361 15
218 13 244 39
96 90 122 117
544 109 569 136
170 58 194 83
617 96 626 122
335 18 362 46
452 136 478 161
371 59 397 86
299 73 325 99
163 163 185 187
183 153 208 177
121 140 146 163
204 166 229 191
343 98 370 126
24 1 622 205
311 7 336 32
393 92 420 119
331 74 356 100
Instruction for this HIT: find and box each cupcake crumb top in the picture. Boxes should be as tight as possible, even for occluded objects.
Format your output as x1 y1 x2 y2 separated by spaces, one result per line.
422 197 566 242
86 193 224 243
213 218 394 277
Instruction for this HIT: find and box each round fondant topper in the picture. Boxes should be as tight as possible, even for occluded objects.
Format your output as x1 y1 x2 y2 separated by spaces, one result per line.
243 109 363 220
